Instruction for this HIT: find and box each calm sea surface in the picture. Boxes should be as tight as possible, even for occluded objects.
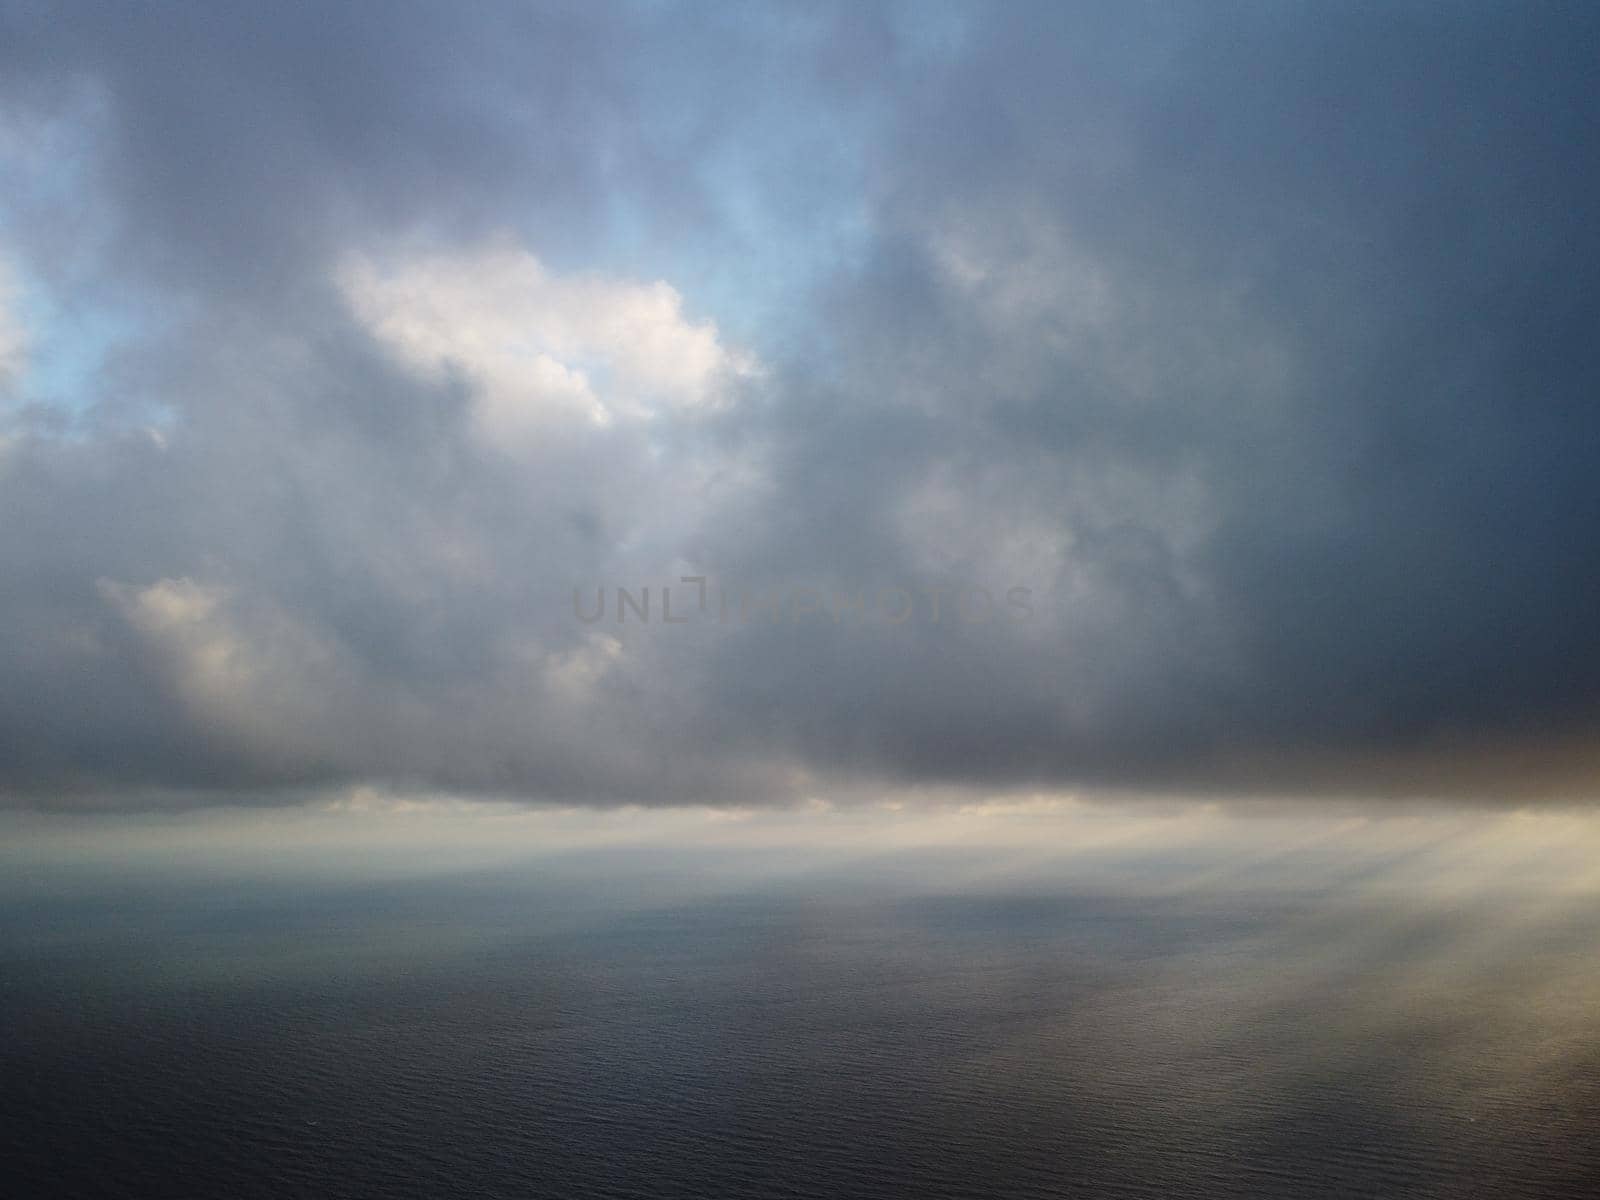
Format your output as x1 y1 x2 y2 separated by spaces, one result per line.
4 844 1599 1198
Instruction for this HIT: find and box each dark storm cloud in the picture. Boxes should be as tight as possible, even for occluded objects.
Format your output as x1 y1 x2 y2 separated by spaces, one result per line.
1 1 1599 807
0 0 623 294
686 1 1600 799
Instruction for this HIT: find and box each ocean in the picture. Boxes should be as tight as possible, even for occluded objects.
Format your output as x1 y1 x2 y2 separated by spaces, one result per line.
4 823 1599 1198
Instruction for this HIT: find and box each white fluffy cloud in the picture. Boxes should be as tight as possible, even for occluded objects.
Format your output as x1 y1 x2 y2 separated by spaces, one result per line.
338 241 756 442
96 576 359 770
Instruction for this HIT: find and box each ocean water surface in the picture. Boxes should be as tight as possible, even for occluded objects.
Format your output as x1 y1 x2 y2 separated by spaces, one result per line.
3 806 1598 1198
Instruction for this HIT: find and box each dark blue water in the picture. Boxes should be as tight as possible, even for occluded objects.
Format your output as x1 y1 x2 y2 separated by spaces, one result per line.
4 854 1598 1198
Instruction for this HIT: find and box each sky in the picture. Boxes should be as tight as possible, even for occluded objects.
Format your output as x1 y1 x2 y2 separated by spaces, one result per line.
2 0 1600 813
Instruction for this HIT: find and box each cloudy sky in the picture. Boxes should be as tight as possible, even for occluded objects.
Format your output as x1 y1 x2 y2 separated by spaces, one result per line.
2 1 1598 811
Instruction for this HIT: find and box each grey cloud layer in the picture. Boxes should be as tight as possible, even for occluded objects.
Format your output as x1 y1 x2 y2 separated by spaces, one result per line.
2 1 1598 806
